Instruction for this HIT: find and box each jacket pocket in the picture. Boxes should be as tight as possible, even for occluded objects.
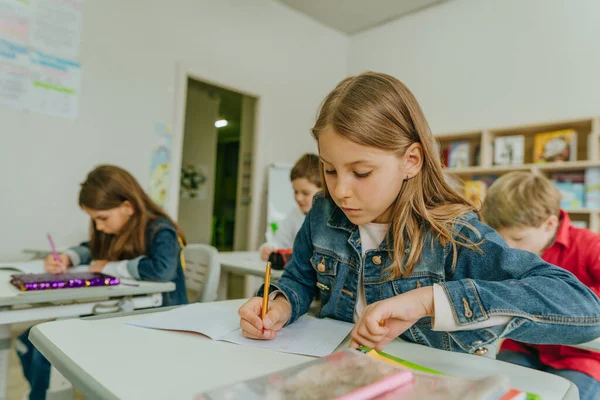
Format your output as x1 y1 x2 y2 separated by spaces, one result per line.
310 251 338 307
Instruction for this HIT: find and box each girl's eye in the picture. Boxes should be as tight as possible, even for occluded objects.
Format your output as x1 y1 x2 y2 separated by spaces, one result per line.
354 171 372 178
324 170 337 175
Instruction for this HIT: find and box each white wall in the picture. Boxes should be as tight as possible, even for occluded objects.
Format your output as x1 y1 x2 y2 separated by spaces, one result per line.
0 0 348 258
349 0 600 134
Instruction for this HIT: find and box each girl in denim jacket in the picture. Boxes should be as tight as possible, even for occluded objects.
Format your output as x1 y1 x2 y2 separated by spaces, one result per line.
238 72 600 357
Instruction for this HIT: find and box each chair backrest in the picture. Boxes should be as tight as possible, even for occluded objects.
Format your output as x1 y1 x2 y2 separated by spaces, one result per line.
183 244 221 303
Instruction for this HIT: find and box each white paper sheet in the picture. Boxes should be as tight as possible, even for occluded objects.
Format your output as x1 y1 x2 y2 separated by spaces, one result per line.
126 303 354 357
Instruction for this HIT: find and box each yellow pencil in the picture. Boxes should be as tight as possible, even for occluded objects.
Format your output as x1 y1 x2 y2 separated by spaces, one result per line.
261 262 272 321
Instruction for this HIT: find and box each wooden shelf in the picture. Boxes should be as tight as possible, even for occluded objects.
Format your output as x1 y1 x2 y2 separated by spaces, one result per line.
436 117 600 233
445 160 600 176
563 208 600 214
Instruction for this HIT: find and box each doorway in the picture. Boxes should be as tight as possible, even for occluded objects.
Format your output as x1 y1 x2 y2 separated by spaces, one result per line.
177 78 256 252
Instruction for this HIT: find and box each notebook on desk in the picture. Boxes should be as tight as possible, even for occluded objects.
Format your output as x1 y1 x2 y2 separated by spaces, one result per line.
10 272 119 291
126 302 354 357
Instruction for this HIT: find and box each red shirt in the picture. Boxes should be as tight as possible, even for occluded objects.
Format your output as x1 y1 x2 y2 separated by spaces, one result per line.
501 210 600 380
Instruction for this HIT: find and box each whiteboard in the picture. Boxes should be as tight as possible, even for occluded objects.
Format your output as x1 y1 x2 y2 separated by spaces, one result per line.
266 164 295 241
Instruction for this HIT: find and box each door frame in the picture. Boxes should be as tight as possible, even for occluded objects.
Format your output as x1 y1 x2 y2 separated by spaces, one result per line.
169 63 262 249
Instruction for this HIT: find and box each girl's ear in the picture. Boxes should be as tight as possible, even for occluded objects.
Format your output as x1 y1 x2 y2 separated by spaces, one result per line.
121 200 135 216
403 143 423 180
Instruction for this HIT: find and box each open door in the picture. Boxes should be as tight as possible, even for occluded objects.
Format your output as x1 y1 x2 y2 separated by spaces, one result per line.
177 80 220 244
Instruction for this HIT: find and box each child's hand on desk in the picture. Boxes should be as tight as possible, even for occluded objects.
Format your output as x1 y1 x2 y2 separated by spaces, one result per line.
238 296 291 340
350 287 434 350
260 246 273 261
89 260 109 273
44 254 71 274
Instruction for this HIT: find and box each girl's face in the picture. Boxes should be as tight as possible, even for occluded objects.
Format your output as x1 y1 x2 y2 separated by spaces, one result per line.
319 127 420 225
82 201 134 235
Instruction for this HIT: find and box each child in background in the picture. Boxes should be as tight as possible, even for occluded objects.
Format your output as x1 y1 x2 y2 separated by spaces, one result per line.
260 153 322 261
238 72 600 366
482 171 600 399
18 165 188 399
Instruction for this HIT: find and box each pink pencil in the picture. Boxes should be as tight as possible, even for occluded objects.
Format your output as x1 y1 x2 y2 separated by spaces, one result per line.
335 370 414 400
47 233 60 263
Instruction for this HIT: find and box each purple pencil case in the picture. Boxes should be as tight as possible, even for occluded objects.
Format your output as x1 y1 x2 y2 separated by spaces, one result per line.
11 272 120 291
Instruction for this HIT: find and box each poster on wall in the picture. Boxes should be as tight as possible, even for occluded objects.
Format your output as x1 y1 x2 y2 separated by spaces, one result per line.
0 0 83 119
149 123 173 209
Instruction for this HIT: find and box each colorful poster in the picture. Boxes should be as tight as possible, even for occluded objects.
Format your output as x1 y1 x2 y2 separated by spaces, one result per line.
149 123 173 208
0 0 82 118
31 0 83 59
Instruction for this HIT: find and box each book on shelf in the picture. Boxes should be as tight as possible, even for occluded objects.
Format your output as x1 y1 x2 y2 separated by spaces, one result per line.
533 129 577 163
448 141 471 168
464 180 488 206
585 167 600 209
571 220 588 229
494 135 525 165
551 172 585 209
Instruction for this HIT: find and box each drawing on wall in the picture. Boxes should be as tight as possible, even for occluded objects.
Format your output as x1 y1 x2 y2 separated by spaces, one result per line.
149 123 173 208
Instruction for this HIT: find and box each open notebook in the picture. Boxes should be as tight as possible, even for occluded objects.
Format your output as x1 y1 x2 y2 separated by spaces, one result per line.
126 302 354 357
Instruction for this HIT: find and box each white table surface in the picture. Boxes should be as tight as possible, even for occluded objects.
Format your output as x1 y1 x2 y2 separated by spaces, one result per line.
219 251 284 278
0 268 175 307
0 260 175 400
30 299 578 400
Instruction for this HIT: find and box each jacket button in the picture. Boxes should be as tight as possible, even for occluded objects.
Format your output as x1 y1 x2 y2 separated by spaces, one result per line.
473 347 488 356
317 263 326 272
372 256 382 265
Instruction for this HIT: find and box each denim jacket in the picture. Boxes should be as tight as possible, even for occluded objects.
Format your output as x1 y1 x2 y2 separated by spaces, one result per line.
261 194 600 354
66 217 188 307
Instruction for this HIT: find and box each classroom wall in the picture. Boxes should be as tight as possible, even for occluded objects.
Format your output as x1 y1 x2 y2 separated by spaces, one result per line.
348 0 600 134
0 0 348 258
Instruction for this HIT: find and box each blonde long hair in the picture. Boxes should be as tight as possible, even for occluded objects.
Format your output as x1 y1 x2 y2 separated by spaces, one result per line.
79 165 186 261
312 72 482 278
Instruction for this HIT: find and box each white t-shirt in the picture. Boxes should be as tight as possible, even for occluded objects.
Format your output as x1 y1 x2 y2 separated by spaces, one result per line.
261 207 306 251
354 223 510 331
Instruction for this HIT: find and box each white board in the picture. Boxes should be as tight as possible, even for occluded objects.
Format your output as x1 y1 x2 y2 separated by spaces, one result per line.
265 163 294 242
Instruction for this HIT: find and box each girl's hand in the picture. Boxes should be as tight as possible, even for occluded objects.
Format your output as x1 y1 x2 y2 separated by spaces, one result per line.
260 246 273 261
238 295 292 340
44 254 71 274
89 260 109 273
350 287 435 350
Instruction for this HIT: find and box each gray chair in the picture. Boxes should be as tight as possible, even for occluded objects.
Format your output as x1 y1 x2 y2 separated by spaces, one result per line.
183 244 221 303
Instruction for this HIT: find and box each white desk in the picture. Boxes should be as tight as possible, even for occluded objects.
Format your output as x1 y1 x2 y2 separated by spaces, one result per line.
218 252 284 299
0 262 175 400
30 299 579 400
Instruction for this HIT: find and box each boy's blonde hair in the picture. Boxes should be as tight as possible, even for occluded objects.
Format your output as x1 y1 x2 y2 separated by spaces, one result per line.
290 153 322 188
482 171 561 229
311 72 481 278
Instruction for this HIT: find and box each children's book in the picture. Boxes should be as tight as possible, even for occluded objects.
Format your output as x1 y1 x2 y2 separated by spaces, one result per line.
585 167 600 209
552 172 586 209
196 348 515 400
494 136 525 165
126 302 354 357
464 180 488 205
533 129 577 163
448 141 472 168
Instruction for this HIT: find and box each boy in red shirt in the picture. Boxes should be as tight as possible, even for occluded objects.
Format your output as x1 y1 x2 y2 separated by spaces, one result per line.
482 171 600 400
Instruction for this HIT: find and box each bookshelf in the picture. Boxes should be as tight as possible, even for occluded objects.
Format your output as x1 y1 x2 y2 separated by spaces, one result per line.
436 117 600 233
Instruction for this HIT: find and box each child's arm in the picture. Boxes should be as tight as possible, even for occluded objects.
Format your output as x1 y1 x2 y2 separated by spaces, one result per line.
443 218 600 348
63 241 92 266
256 215 318 325
120 224 182 282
